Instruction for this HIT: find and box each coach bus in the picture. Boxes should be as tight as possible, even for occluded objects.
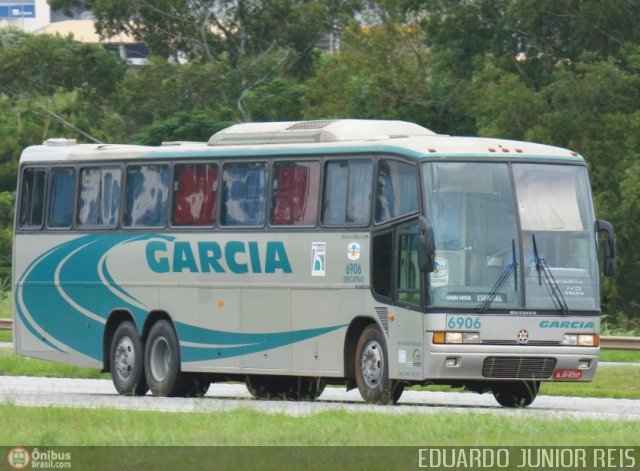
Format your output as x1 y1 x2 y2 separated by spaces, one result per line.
12 119 616 407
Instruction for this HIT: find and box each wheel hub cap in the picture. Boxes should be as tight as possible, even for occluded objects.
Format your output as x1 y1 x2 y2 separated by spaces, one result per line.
150 336 171 382
114 336 135 381
361 340 383 389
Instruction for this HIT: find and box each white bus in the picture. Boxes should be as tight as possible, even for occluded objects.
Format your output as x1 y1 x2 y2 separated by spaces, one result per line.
13 119 615 406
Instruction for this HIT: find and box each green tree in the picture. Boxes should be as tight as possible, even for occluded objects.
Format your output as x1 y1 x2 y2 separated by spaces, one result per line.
303 24 448 130
50 0 359 120
0 33 127 97
0 26 29 50
130 111 232 145
0 192 13 281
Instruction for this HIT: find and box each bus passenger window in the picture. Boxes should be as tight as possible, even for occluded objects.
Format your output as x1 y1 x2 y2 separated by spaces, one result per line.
19 167 46 228
172 163 218 226
271 161 320 226
78 168 122 227
48 167 75 228
221 162 267 226
323 160 373 225
124 165 169 227
375 160 418 223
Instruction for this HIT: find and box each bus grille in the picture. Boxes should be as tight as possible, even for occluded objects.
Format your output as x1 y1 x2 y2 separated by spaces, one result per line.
482 357 556 379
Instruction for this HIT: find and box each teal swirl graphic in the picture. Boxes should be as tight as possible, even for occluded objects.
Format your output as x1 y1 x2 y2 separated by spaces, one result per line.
15 234 346 362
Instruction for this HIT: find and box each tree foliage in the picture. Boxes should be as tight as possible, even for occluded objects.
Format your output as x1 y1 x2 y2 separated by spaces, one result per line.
51 0 359 120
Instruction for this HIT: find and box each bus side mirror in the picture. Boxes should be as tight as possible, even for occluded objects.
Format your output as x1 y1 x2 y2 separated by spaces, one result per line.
418 216 435 273
596 219 616 277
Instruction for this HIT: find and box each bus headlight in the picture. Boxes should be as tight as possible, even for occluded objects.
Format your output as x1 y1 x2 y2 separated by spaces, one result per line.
578 334 599 347
562 334 599 346
433 332 480 344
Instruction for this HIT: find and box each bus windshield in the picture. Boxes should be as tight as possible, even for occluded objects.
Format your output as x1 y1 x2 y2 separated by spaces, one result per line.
423 162 599 311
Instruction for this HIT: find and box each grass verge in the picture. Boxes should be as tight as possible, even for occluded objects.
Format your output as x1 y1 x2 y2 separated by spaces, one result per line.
540 366 640 399
0 405 638 446
600 349 640 362
0 348 109 379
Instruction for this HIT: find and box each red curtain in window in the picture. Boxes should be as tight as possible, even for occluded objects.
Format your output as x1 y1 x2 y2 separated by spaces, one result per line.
174 165 218 225
272 165 310 225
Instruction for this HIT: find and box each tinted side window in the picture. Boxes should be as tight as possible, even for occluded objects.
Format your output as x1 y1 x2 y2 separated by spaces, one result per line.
221 162 267 226
271 161 320 226
124 165 169 227
172 163 218 226
19 167 46 228
48 167 75 228
375 160 418 223
78 168 122 227
372 231 393 298
323 160 373 225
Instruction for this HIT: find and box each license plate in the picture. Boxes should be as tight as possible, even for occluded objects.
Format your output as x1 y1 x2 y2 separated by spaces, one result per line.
553 369 583 380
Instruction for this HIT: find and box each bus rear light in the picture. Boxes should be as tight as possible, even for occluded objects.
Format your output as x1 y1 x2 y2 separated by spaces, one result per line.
433 331 479 344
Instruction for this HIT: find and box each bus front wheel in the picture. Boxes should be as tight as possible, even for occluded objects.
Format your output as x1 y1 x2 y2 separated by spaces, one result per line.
492 381 540 408
354 324 404 404
110 321 148 396
144 320 188 397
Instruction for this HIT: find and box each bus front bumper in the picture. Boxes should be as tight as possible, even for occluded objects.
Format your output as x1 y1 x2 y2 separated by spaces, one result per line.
422 343 599 382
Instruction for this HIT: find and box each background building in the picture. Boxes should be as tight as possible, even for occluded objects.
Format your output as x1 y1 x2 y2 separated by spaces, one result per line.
1 0 149 67
0 0 49 32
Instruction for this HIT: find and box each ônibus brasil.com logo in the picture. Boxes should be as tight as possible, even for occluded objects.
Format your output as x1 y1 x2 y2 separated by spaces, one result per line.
7 447 72 469
7 447 30 470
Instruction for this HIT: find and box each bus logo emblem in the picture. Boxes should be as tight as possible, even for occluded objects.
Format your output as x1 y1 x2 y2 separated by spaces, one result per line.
347 242 361 261
517 329 529 344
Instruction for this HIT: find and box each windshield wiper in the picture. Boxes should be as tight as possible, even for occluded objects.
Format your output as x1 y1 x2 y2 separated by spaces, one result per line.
479 240 518 313
532 234 570 315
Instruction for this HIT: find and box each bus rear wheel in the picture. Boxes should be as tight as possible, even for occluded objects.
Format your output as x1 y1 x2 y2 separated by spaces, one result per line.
110 321 148 396
144 319 189 397
492 381 540 408
354 324 404 404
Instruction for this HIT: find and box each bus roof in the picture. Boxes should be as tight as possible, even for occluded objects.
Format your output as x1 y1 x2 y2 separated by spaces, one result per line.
19 119 584 164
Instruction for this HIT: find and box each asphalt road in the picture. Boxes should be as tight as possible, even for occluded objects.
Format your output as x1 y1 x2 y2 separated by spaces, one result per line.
1 375 639 420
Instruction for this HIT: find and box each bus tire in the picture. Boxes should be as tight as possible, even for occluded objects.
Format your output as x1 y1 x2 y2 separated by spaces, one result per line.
110 321 148 396
354 324 404 404
492 381 540 408
144 320 188 397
